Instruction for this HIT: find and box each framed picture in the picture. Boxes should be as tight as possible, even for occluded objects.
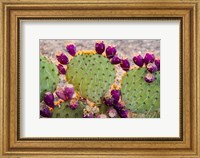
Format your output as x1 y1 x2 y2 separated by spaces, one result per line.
0 0 199 157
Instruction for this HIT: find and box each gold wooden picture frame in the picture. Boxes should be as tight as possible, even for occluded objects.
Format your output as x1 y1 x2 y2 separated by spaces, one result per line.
0 0 199 157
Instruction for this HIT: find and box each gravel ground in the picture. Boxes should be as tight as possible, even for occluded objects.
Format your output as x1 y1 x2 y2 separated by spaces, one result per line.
40 39 160 117
40 39 160 58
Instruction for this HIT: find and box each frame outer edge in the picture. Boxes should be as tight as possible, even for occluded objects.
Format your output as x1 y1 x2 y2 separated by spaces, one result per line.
7 1 192 152
1 0 200 157
0 0 199 3
0 0 3 157
197 0 200 156
190 2 198 155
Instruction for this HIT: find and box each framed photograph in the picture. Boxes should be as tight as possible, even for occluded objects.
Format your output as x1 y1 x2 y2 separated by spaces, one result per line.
40 39 161 119
0 0 199 157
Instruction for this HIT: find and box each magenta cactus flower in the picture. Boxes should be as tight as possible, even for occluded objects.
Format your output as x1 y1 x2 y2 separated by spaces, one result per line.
66 43 76 56
155 57 160 71
107 108 118 118
64 85 74 100
106 45 117 59
144 73 155 83
69 99 79 110
111 89 120 104
144 52 155 65
43 92 55 108
111 54 121 64
114 101 125 110
118 108 129 118
56 52 68 65
120 59 130 71
57 64 66 74
55 89 66 101
103 97 115 106
133 53 144 67
95 41 105 54
40 107 51 118
147 63 157 73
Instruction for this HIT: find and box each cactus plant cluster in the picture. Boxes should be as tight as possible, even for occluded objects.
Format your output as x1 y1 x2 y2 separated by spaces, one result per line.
40 40 160 118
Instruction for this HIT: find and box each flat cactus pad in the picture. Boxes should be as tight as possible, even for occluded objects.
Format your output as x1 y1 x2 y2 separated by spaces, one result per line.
40 55 59 101
52 101 87 118
66 51 116 104
121 68 160 117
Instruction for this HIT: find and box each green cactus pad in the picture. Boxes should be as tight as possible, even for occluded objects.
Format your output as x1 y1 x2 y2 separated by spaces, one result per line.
66 51 116 104
52 101 87 118
121 68 160 117
40 55 59 101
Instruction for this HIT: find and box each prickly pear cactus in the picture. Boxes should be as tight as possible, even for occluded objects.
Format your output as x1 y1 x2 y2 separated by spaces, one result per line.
40 55 59 101
121 68 160 116
66 51 116 104
52 101 87 118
